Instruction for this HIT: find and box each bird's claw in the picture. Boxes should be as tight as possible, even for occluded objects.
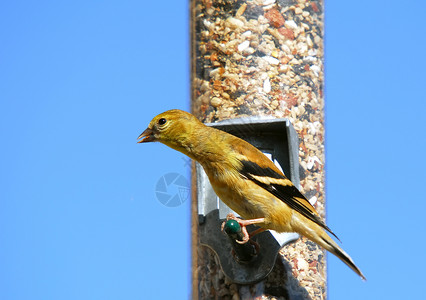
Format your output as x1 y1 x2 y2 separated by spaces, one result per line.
235 237 250 244
222 213 251 244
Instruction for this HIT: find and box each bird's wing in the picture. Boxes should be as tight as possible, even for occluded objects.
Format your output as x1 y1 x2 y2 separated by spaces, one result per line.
238 158 340 241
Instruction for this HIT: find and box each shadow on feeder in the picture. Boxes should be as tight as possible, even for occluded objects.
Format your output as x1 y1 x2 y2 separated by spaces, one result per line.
223 219 258 263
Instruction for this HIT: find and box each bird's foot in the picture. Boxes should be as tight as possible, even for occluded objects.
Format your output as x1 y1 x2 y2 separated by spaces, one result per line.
221 213 265 244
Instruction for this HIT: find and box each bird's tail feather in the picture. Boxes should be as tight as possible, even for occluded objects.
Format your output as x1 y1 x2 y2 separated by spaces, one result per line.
293 215 366 280
319 235 366 281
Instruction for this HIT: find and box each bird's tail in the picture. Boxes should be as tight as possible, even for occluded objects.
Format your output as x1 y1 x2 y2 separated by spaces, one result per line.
293 216 366 280
318 232 366 281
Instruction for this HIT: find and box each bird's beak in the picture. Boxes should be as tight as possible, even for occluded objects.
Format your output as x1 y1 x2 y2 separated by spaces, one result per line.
137 128 156 143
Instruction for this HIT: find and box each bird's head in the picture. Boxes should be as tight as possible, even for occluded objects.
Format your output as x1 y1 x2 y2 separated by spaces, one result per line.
137 109 203 156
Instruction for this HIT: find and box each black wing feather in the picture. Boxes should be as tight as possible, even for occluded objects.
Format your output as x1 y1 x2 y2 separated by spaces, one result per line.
240 160 340 241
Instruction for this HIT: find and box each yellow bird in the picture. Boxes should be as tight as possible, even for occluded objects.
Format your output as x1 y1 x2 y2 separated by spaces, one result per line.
138 109 365 280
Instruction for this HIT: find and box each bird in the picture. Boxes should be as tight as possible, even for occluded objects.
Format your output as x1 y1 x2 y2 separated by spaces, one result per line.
138 109 366 280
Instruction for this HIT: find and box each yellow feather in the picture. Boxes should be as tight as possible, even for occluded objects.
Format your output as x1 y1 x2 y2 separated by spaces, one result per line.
138 109 366 280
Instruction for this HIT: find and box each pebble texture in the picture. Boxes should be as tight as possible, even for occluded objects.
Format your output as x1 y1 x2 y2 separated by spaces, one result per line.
191 0 327 298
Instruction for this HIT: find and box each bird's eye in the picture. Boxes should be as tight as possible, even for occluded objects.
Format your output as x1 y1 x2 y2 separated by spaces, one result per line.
158 118 167 125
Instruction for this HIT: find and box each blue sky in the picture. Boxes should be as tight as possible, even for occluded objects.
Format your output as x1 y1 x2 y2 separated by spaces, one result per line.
1 1 425 299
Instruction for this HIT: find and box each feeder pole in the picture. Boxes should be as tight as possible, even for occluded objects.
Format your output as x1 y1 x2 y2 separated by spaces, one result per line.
191 0 326 298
